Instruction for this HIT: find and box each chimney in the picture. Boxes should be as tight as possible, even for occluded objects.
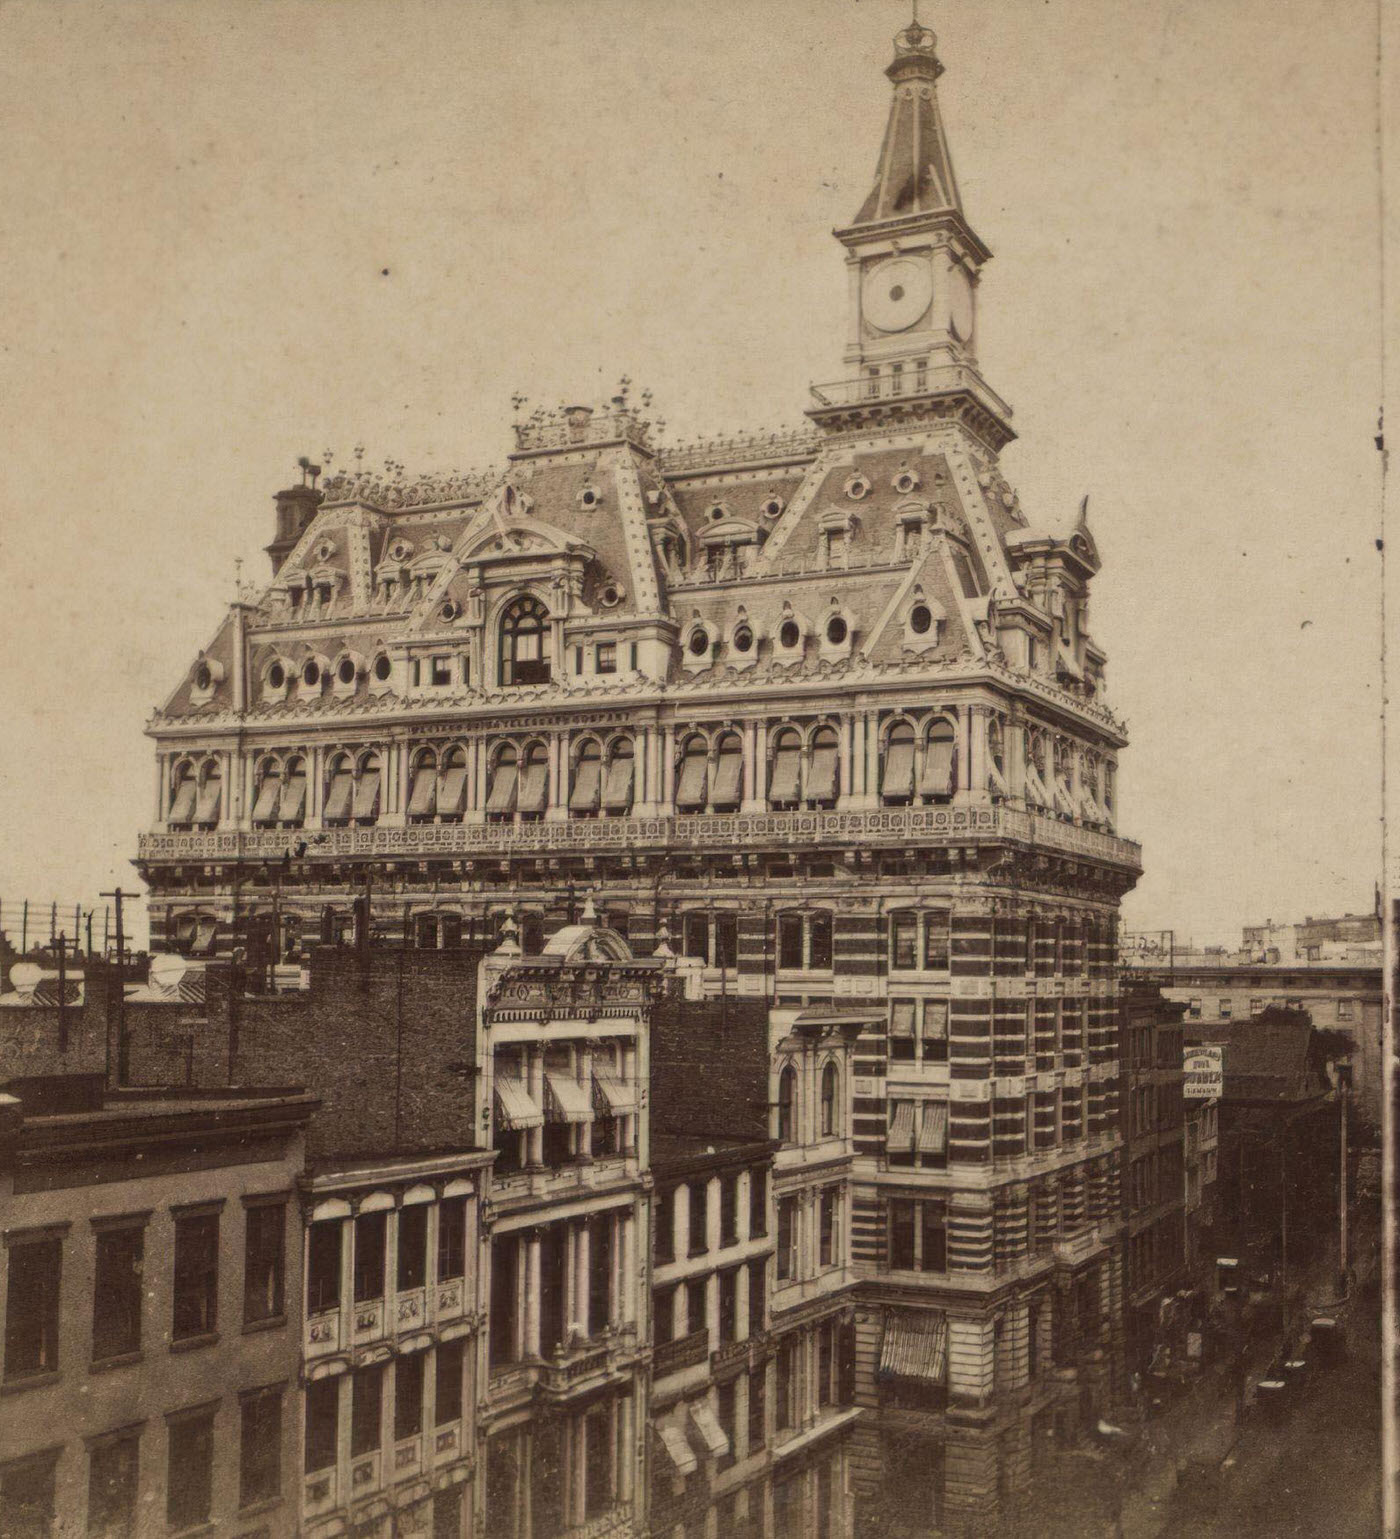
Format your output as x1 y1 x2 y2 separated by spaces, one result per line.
266 483 323 575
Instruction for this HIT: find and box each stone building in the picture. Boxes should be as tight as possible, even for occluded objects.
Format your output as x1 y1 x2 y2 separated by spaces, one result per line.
129 17 1140 1533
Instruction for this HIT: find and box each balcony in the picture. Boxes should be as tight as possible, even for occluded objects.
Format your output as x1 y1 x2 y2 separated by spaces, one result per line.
392 1434 423 1479
712 1331 769 1375
138 804 1141 874
808 366 1013 428
490 1156 634 1206
653 1327 710 1379
303 1468 339 1518
433 1419 462 1466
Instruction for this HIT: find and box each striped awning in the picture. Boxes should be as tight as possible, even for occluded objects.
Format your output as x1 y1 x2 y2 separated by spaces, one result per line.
251 775 281 823
881 738 915 799
351 769 381 821
918 1102 949 1155
886 1100 916 1155
689 1402 730 1460
593 1067 636 1116
494 1076 543 1131
768 744 801 803
879 1309 947 1382
323 770 354 822
676 753 708 810
168 777 198 825
194 778 222 825
484 764 518 814
545 1073 592 1124
437 764 468 816
710 748 742 809
890 1000 916 1038
517 762 548 813
920 733 956 796
407 767 437 817
658 1422 698 1477
570 758 602 812
278 769 306 823
807 740 839 801
601 755 634 812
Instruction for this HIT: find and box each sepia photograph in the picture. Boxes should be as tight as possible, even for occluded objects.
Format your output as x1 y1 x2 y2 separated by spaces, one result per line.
0 1 1392 1536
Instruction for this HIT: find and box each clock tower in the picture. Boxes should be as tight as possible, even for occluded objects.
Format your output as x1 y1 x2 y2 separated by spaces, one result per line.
836 20 999 414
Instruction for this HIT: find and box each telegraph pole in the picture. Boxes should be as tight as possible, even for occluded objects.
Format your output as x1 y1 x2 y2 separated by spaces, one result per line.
100 887 129 1083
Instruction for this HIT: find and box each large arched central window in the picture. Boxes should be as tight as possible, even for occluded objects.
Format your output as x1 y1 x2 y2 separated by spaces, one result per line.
499 595 552 686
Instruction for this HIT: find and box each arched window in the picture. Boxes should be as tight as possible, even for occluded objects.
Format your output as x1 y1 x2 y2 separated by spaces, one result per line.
251 758 282 827
806 725 840 808
768 727 802 810
407 748 438 822
485 744 519 820
821 1061 839 1137
777 1065 797 1145
601 737 635 816
499 595 552 686
881 721 916 805
711 732 743 812
518 741 549 820
437 746 468 820
352 752 381 824
675 734 709 812
920 718 957 802
324 752 354 825
168 760 198 827
570 739 603 817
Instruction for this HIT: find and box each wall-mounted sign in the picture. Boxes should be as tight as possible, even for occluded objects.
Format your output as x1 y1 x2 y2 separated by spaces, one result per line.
1184 1044 1224 1100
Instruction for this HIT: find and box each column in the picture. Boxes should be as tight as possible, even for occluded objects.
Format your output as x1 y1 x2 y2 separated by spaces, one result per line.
621 1209 637 1326
661 723 675 809
618 1393 635 1502
1007 714 1027 804
527 1048 545 1168
335 1372 354 1496
385 1207 401 1316
970 706 988 806
338 1218 355 1351
578 1045 594 1161
753 722 769 807
155 754 169 827
306 745 324 829
525 1231 542 1359
575 1219 591 1336
863 709 880 808
836 713 854 809
546 732 567 821
736 1262 750 1343
741 718 761 813
469 738 487 824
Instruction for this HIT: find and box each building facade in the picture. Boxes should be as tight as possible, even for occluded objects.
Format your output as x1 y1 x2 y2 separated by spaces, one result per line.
129 18 1140 1534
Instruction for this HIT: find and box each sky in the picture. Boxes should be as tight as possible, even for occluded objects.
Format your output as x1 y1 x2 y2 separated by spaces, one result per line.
0 0 1385 950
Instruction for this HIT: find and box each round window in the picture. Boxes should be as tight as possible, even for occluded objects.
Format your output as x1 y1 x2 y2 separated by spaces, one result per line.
599 583 622 608
779 619 801 650
688 629 710 657
268 662 286 689
909 604 932 635
303 660 320 687
194 663 212 691
373 654 392 682
709 506 725 522
826 616 848 646
762 498 783 519
733 625 753 653
581 488 598 507
338 657 356 685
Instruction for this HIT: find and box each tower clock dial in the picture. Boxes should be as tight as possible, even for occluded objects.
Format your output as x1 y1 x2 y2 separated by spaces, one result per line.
863 256 934 333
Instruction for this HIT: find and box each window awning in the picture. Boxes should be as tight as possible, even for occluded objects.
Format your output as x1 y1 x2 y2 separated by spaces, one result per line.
407 768 437 817
879 1309 947 1382
251 776 281 823
485 764 518 814
890 1000 916 1038
352 769 381 822
807 742 839 801
920 735 956 796
570 758 601 811
437 764 468 816
545 1073 592 1123
688 1402 730 1460
918 1102 949 1155
323 770 354 823
1023 763 1049 809
169 778 198 824
593 1067 636 1116
1053 778 1077 819
494 1076 543 1131
517 762 548 814
193 919 218 956
886 1100 916 1155
710 749 742 809
601 756 634 812
923 1001 948 1039
768 745 801 802
676 754 708 810
987 759 1009 798
658 1422 698 1477
194 779 222 825
278 773 306 823
881 739 914 798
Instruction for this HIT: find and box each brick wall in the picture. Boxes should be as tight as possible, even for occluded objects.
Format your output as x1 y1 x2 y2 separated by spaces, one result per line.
650 995 770 1142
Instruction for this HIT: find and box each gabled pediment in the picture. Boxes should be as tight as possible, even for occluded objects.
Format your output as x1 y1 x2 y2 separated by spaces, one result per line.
458 515 595 567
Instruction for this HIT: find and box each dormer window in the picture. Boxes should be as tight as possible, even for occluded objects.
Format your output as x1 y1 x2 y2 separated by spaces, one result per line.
732 623 753 654
819 512 857 569
825 616 848 646
596 642 617 675
268 662 286 690
430 656 451 687
499 595 552 686
687 626 710 658
910 605 932 635
372 654 392 683
892 465 920 495
778 618 801 651
337 657 356 687
302 660 321 689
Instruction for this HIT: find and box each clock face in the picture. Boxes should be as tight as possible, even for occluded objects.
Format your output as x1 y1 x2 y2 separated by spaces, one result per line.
948 266 974 342
863 257 934 333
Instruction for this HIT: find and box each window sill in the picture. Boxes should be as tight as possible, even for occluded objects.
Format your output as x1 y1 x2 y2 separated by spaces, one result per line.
90 1349 144 1374
170 1332 220 1355
242 1314 287 1336
167 1522 217 1539
237 1495 284 1519
0 1368 59 1396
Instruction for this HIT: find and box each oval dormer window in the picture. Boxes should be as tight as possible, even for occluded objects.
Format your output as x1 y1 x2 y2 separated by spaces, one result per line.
580 485 600 508
826 616 848 646
337 657 356 686
268 662 286 689
194 663 212 692
779 619 801 650
599 582 623 609
303 660 321 688
733 624 753 654
373 654 392 682
845 474 872 502
688 628 710 657
909 604 932 635
761 496 784 519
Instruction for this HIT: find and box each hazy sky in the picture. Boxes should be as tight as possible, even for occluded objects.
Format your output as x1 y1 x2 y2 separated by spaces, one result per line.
0 0 1384 948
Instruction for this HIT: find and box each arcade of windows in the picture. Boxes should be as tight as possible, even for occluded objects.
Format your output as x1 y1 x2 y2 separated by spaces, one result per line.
775 1060 843 1147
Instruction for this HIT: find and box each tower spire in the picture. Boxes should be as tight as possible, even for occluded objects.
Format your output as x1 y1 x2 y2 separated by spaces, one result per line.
851 18 961 226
